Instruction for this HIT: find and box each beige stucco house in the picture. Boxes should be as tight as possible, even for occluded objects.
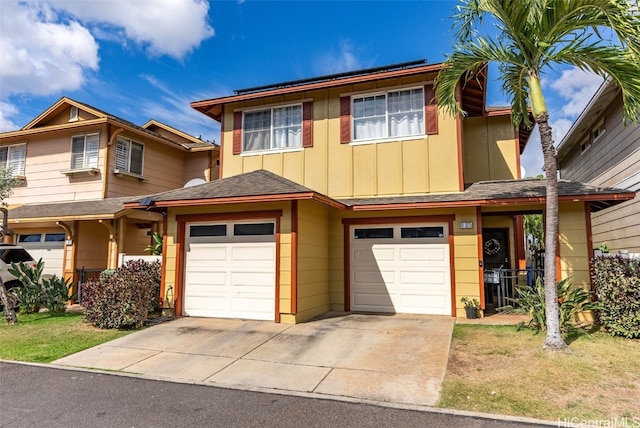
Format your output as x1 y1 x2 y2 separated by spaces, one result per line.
0 97 219 288
125 61 633 322
557 79 640 255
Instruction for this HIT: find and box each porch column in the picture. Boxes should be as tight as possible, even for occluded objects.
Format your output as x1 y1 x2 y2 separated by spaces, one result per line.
57 221 77 298
99 219 118 270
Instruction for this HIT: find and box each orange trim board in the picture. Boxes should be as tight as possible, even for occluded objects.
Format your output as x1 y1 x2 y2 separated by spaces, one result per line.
341 215 456 317
174 210 284 322
125 193 347 210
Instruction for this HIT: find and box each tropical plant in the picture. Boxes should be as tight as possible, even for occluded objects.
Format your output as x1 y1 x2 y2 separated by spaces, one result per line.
500 277 598 334
435 0 640 350
8 259 45 314
40 275 75 314
144 232 163 256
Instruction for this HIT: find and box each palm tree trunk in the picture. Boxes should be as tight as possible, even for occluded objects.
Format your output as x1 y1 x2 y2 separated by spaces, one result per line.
537 113 568 350
0 276 18 324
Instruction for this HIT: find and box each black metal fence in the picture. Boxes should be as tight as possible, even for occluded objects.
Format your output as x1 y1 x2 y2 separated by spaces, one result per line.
484 267 544 308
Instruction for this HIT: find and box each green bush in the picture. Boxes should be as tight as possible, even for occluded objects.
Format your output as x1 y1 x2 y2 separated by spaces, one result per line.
592 255 640 339
500 277 597 334
82 259 161 329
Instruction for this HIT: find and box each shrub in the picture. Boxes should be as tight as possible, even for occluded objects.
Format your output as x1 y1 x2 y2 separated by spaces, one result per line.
82 259 161 329
592 255 640 339
500 277 597 334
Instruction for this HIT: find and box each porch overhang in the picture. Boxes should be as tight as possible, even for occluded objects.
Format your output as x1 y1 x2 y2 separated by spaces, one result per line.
123 169 348 210
8 197 163 224
337 179 635 212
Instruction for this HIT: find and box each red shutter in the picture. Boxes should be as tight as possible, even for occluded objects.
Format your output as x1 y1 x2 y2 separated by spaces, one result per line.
302 101 313 148
340 96 351 144
232 111 242 154
424 84 438 135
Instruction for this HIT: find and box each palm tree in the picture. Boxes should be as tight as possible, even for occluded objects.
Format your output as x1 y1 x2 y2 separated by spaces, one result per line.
436 0 640 350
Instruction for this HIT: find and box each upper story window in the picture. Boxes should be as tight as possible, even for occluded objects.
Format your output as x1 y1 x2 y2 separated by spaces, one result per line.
69 106 79 122
243 104 302 152
352 87 424 142
0 143 26 177
115 137 144 175
592 118 606 142
71 133 99 169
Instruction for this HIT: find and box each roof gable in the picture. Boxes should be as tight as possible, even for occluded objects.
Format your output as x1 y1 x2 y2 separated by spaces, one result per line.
22 97 108 130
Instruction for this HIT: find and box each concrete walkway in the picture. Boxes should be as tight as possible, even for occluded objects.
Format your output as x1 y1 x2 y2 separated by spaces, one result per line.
53 313 454 407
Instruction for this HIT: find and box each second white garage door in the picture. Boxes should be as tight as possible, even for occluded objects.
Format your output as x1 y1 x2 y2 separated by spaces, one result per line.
350 223 452 315
183 221 276 320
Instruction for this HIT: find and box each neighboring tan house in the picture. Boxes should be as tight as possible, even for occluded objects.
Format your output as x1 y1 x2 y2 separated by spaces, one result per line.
125 60 633 322
557 79 640 255
0 97 219 286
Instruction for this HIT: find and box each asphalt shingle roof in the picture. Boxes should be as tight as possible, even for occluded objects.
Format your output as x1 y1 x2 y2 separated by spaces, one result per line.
8 197 134 220
130 170 317 204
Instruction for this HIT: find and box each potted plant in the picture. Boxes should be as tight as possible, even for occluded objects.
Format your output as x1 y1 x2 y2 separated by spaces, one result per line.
461 297 480 319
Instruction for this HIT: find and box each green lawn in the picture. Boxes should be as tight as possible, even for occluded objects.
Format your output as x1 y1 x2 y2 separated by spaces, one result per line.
0 312 132 363
438 324 640 422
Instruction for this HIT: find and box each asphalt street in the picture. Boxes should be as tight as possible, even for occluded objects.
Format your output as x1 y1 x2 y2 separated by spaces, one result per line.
0 362 550 428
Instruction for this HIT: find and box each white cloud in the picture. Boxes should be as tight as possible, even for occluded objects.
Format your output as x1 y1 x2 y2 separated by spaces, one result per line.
138 74 223 143
314 40 364 75
548 68 604 117
0 102 20 132
48 0 214 59
0 2 99 98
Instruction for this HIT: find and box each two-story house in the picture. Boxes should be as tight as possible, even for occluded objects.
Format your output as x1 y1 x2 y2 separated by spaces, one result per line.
125 60 633 322
557 79 640 255
0 97 219 285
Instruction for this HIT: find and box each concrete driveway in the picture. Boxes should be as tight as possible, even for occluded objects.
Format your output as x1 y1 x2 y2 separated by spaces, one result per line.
53 313 454 406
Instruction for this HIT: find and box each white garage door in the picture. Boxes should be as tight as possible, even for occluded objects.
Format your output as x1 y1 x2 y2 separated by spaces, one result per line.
350 223 451 315
18 232 65 277
184 221 276 320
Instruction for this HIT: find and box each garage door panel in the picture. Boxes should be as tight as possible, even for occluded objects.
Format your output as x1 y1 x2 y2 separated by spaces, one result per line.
188 244 228 261
231 245 275 262
350 225 451 315
184 222 276 320
353 269 395 285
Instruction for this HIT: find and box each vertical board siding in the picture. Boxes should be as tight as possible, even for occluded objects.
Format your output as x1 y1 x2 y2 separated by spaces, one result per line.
295 202 330 322
558 202 590 290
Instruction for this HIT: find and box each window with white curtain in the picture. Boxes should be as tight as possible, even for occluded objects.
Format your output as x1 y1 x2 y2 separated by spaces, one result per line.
71 134 99 169
243 104 302 152
0 143 27 177
115 137 144 175
352 87 424 141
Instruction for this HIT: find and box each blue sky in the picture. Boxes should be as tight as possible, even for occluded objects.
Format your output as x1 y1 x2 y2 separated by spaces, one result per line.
0 0 605 178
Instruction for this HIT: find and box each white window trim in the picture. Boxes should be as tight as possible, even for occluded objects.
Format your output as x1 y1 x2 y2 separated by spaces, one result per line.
242 103 303 154
592 118 606 143
69 106 79 122
114 137 144 176
350 86 426 143
580 136 592 154
69 132 100 170
0 142 27 178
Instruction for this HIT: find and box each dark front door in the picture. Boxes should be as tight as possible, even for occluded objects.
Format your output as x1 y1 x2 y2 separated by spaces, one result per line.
482 228 511 308
482 228 510 270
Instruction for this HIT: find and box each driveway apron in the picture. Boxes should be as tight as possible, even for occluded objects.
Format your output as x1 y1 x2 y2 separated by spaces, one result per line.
52 313 454 406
